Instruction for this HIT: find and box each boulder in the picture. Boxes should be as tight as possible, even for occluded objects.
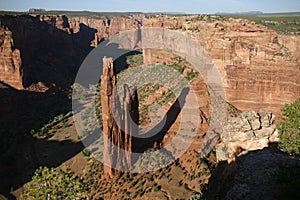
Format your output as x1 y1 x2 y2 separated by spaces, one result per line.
216 110 279 162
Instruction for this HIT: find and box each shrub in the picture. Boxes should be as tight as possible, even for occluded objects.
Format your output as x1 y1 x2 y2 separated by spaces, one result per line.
183 183 189 189
278 98 300 155
186 71 198 81
190 193 206 200
21 166 87 199
81 148 91 157
152 185 161 192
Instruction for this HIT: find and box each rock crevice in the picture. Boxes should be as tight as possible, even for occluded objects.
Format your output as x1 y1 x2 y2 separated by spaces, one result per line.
216 109 279 162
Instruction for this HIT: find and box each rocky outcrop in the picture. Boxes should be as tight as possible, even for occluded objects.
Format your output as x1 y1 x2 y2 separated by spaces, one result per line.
278 34 300 61
208 147 300 200
0 25 23 89
69 15 143 43
216 109 279 162
100 57 138 178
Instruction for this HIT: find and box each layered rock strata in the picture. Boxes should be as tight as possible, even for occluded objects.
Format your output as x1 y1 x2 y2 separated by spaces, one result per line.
100 57 138 178
0 25 23 89
142 15 300 119
0 14 298 119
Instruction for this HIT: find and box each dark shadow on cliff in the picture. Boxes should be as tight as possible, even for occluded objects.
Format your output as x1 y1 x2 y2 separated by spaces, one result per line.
133 87 190 153
0 15 100 198
113 50 142 74
0 82 88 199
0 15 96 88
206 145 300 200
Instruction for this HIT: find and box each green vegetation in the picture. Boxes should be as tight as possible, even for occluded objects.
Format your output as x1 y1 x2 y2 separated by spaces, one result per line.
168 56 199 81
0 11 26 15
126 53 144 66
43 11 142 19
278 98 300 155
134 148 174 171
21 166 87 199
188 15 227 22
30 112 72 137
228 15 300 35
147 14 227 23
117 55 196 125
0 10 142 19
81 148 91 157
186 70 198 81
80 102 102 135
72 84 89 101
76 83 102 138
190 192 206 200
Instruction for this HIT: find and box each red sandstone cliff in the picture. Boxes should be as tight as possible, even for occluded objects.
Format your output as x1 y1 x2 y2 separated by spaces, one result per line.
143 15 300 119
0 14 299 119
0 25 23 89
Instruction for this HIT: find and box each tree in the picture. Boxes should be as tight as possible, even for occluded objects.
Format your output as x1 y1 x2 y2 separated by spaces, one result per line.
278 98 300 155
21 166 87 199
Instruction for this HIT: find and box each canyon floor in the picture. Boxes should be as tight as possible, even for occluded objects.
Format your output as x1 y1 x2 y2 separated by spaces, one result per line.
0 12 299 199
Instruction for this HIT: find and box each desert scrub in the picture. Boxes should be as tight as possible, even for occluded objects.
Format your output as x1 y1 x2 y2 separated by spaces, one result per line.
30 112 72 137
278 98 300 155
81 148 91 157
21 166 87 199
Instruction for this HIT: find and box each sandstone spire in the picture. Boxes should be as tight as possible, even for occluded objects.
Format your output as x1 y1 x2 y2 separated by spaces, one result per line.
0 26 23 89
100 57 138 178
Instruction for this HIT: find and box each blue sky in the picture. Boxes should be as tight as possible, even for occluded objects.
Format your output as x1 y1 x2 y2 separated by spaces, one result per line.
1 0 299 13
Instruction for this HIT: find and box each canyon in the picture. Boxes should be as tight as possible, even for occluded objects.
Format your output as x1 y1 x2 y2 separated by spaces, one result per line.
0 12 299 199
0 14 299 119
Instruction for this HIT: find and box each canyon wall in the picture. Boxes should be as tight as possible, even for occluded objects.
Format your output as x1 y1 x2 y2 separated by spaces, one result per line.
0 14 142 89
0 14 299 119
278 35 300 61
0 15 87 88
143 15 300 119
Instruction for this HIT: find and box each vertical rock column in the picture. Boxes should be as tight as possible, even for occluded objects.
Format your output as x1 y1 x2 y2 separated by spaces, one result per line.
100 57 116 178
142 48 152 64
100 57 138 178
123 84 139 165
0 27 23 89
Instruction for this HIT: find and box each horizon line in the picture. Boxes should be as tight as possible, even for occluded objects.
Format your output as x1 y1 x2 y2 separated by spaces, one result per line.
1 9 300 15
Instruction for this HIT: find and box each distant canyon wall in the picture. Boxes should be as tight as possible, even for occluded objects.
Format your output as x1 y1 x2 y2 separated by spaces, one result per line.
0 14 142 89
0 14 299 119
143 15 300 119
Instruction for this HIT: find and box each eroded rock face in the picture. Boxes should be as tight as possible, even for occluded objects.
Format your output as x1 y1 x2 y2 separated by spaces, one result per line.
0 15 88 89
278 34 300 61
69 15 143 42
216 109 279 162
0 14 298 120
142 16 300 119
0 25 23 89
100 57 138 178
0 14 143 89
